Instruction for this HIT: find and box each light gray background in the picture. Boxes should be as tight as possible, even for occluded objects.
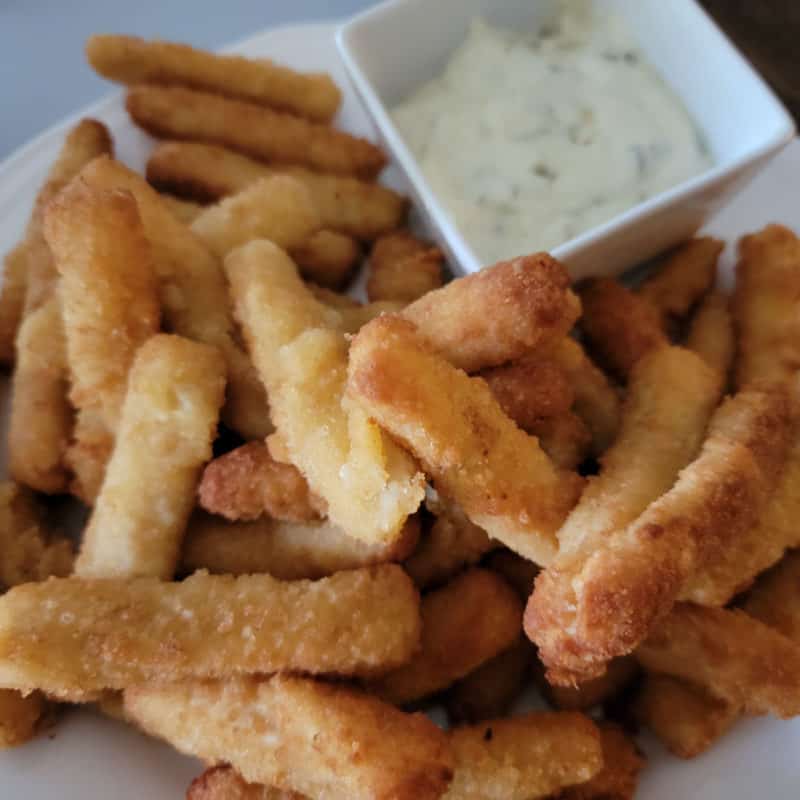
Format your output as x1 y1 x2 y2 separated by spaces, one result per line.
0 0 374 160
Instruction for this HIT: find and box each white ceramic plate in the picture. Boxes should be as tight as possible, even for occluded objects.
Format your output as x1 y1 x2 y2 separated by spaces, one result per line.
1 20 799 800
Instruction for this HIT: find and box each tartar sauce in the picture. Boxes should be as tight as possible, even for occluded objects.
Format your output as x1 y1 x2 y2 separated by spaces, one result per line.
392 2 712 264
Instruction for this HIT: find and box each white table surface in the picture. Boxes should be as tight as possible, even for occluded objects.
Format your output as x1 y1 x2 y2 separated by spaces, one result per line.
0 0 374 161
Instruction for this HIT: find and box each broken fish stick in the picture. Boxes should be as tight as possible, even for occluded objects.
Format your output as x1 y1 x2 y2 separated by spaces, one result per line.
87 34 341 123
198 441 323 522
78 155 270 439
181 512 419 580
369 569 522 705
638 237 723 325
0 566 421 698
127 86 385 179
348 315 583 564
404 505 495 589
685 290 735 378
292 229 361 289
44 180 161 430
188 767 305 800
8 296 71 494
443 712 603 800
147 141 407 239
0 244 29 366
580 277 668 381
401 253 580 373
550 338 621 456
528 388 792 685
733 224 800 389
160 193 204 224
637 603 800 719
635 674 738 759
225 240 425 545
367 231 444 303
126 675 452 800
74 335 225 579
190 175 320 258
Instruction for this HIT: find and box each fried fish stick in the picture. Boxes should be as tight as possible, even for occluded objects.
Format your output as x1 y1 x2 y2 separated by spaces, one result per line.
637 603 800 718
75 336 225 579
349 315 583 564
369 569 522 705
188 767 305 800
79 155 270 439
638 237 723 325
160 193 204 224
445 638 534 725
685 290 735 378
8 297 71 494
147 141 407 239
367 231 444 303
443 712 603 800
528 388 792 684
479 354 574 432
529 411 592 471
733 224 800 389
291 229 361 289
401 253 580 373
558 724 644 800
190 175 320 258
198 441 323 522
404 505 495 589
683 419 800 605
0 244 29 366
549 338 621 455
225 240 425 545
556 347 720 559
126 675 453 800
580 277 668 380
0 566 420 698
543 657 639 712
635 674 738 759
181 512 419 580
87 34 341 122
127 86 385 179
743 550 800 642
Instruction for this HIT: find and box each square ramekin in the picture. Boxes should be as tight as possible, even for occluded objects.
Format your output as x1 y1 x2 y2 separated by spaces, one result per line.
337 0 796 279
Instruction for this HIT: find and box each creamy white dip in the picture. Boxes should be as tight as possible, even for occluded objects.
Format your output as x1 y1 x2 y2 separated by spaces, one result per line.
392 2 712 264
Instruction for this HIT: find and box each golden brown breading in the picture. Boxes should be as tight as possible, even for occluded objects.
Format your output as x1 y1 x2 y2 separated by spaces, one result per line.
8 296 72 494
190 175 320 258
557 724 644 800
78 155 270 439
0 566 420 698
743 550 800 643
188 767 305 800
292 229 361 290
580 277 668 381
0 244 29 367
369 569 522 705
543 657 638 712
125 675 453 800
66 408 113 504
126 86 386 179
225 240 424 546
445 638 534 725
480 354 575 432
733 224 800 389
181 512 419 580
636 603 800 718
367 231 444 303
443 712 603 800
638 237 723 325
402 253 581 373
528 387 792 685
146 141 407 239
335 300 404 333
403 505 495 589
549 338 621 456
198 441 324 522
87 34 341 122
634 674 738 759
74 335 225 579
685 290 735 379
348 315 583 565
529 411 593 471
0 689 51 749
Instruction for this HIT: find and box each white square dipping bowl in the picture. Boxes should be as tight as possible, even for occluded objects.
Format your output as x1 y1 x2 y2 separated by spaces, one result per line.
337 0 796 279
